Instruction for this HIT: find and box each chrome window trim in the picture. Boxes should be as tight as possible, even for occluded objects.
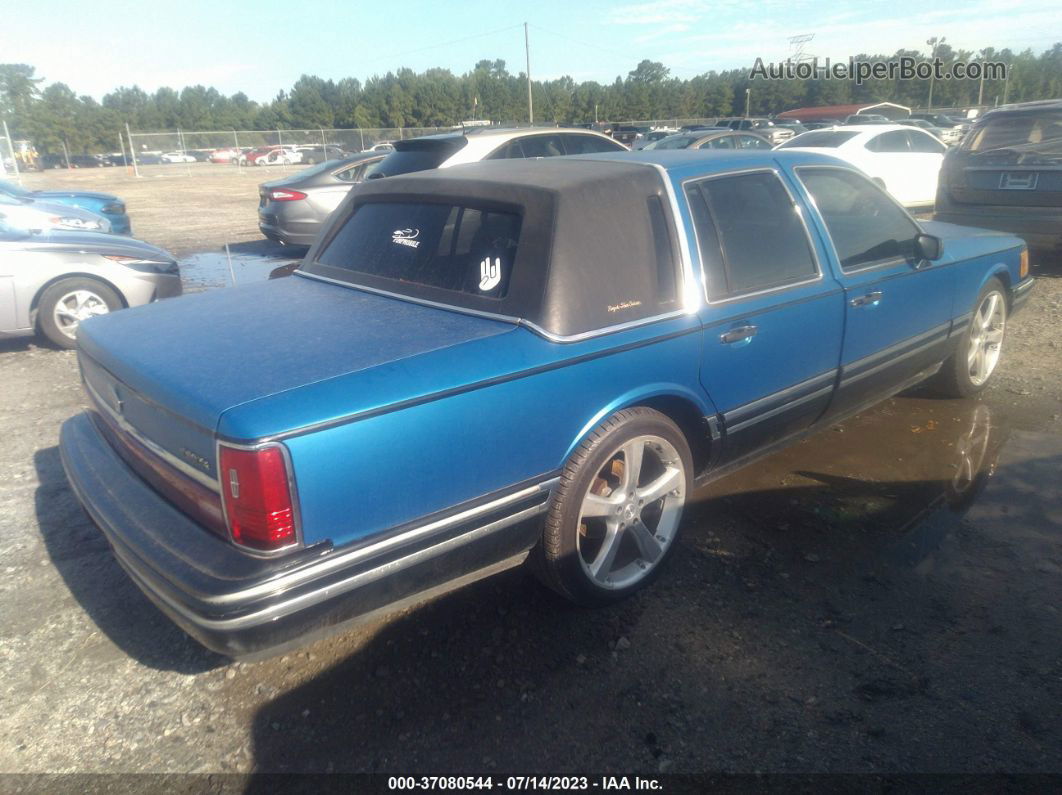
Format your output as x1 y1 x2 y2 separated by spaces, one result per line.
198 476 558 608
643 161 702 314
84 376 220 493
679 166 825 306
216 438 305 558
297 257 691 344
792 164 925 275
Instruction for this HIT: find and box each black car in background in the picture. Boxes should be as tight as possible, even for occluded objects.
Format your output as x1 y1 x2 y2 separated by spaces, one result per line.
40 153 105 168
934 99 1062 258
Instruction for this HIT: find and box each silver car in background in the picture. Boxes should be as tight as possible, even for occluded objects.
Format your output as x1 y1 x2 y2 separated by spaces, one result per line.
258 152 385 246
0 223 181 348
0 190 112 233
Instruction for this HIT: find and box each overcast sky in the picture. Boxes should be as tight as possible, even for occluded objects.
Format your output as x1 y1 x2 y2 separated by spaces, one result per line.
3 0 1058 102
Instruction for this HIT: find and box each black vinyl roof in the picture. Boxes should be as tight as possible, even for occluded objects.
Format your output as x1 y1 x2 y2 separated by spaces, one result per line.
303 158 681 339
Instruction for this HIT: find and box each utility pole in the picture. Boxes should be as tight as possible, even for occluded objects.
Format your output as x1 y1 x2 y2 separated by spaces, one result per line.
926 35 945 111
126 122 140 177
977 49 988 107
525 22 533 125
2 120 20 183
744 88 751 118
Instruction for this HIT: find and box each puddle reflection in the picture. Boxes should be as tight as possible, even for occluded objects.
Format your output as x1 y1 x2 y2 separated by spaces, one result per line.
692 397 1007 543
177 242 304 293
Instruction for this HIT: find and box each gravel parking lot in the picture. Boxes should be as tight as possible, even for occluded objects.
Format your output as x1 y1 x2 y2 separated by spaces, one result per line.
0 167 1060 779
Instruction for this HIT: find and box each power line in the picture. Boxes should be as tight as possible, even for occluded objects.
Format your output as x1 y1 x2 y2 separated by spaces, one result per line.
529 23 710 77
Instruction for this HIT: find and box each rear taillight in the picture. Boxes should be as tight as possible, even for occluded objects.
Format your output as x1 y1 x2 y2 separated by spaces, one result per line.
269 189 307 202
218 443 299 552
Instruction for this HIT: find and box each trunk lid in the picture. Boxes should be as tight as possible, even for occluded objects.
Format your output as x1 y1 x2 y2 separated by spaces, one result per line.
76 274 516 461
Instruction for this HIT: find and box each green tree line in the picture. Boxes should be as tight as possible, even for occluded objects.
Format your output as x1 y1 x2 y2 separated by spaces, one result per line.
2 42 1061 154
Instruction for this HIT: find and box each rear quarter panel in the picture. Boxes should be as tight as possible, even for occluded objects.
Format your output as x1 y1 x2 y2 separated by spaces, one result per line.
250 319 707 548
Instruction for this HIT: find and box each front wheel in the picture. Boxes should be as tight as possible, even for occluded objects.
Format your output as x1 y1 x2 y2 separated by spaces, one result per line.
37 278 121 349
934 278 1007 397
533 407 692 605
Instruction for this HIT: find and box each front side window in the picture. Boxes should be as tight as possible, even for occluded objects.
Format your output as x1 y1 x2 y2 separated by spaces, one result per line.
700 136 734 150
908 130 946 153
798 167 920 270
316 201 521 298
517 135 564 158
867 130 911 153
686 171 817 298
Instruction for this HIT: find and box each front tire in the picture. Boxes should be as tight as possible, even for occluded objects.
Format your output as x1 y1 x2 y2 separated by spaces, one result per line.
934 278 1007 397
37 278 121 349
534 407 692 606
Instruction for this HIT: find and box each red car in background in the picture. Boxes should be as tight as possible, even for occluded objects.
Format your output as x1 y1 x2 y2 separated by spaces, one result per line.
209 148 242 164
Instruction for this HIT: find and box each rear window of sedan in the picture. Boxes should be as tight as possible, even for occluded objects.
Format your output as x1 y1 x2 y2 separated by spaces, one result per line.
963 111 1062 155
316 201 521 298
779 131 859 148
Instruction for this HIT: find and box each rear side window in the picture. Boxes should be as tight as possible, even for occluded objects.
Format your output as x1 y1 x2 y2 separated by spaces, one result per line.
798 167 919 270
699 136 734 149
561 134 625 154
317 202 521 298
370 137 468 178
686 171 817 298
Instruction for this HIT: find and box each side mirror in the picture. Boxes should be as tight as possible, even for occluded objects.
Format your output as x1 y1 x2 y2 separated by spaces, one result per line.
915 234 942 262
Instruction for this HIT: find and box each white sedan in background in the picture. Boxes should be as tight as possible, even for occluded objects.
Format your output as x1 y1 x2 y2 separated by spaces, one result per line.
160 151 196 163
777 124 946 208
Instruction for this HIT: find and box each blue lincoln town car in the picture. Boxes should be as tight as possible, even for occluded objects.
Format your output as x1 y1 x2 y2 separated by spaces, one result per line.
59 150 1034 657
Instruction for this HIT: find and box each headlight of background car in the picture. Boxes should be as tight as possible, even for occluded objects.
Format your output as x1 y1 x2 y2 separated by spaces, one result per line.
51 216 104 231
101 202 126 215
102 254 179 275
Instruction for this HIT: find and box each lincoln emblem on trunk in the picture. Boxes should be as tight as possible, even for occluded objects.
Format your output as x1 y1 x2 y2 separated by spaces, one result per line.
228 469 240 499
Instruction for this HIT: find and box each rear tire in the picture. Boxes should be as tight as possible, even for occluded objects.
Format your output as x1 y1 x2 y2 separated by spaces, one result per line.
934 278 1007 397
533 407 692 606
37 278 122 349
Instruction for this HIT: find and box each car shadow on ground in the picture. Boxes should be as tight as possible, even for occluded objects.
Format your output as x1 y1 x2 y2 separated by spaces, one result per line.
33 446 225 674
243 399 1061 775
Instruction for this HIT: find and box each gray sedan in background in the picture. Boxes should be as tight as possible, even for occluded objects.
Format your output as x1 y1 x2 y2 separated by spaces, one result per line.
258 153 385 246
0 222 181 348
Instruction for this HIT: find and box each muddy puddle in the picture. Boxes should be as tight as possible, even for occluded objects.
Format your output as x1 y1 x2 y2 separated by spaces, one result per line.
177 241 305 293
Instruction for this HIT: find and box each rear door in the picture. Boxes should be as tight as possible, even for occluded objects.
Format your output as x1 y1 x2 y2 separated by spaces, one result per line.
687 169 845 464
905 129 947 204
794 166 953 418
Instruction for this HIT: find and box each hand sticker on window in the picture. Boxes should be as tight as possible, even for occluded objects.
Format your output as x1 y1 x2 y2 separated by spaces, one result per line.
479 257 502 291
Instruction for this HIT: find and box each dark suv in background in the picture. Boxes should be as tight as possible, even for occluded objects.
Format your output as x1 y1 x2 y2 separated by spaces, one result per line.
935 100 1062 259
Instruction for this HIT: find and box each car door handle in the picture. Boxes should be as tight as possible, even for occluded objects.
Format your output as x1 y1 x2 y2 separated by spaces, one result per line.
849 291 883 308
719 325 758 344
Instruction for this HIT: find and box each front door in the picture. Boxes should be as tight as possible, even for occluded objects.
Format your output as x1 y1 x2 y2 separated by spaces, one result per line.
685 169 845 465
793 166 954 418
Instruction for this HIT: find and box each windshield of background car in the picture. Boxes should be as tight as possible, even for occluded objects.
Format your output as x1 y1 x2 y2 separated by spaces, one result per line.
963 112 1062 158
370 137 468 178
779 131 860 148
315 201 521 298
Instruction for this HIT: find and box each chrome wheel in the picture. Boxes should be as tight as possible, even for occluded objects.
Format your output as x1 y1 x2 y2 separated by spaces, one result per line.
576 435 687 590
967 291 1006 386
952 404 992 495
52 289 111 339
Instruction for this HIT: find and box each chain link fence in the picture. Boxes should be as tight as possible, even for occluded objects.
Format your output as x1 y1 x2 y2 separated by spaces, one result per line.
116 119 724 178
124 127 459 177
